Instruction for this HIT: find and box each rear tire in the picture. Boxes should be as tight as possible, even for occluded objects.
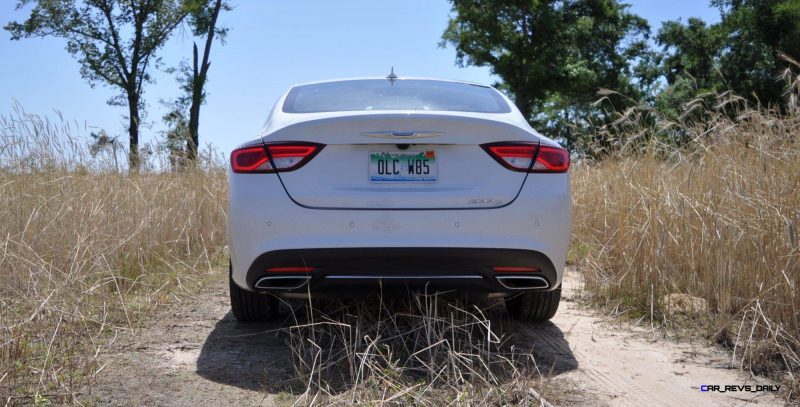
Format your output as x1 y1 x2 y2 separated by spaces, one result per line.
506 288 561 322
230 264 278 322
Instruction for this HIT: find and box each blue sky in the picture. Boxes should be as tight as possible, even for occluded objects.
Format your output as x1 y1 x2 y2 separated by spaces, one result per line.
0 1 720 156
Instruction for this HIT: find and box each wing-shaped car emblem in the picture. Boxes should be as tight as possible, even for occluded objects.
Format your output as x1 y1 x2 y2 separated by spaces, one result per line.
361 131 446 139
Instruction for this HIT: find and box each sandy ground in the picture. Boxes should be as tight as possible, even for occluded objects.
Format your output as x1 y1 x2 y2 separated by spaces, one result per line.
87 269 784 406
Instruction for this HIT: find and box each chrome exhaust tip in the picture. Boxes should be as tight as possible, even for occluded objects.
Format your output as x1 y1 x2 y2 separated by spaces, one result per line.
254 275 310 290
496 275 549 290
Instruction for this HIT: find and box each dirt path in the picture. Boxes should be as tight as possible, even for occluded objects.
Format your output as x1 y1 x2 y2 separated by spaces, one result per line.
88 269 783 406
518 270 782 406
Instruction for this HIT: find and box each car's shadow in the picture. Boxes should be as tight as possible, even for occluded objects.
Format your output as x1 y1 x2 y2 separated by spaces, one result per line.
194 311 299 393
196 303 578 393
506 318 580 376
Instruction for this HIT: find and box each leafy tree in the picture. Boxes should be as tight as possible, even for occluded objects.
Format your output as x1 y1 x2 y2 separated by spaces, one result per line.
160 106 190 170
656 18 724 93
657 1 800 110
441 0 650 145
653 18 725 121
5 0 189 170
713 0 800 106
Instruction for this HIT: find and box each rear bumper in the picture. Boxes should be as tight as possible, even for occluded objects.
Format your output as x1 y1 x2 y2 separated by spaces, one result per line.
244 248 557 297
228 169 571 293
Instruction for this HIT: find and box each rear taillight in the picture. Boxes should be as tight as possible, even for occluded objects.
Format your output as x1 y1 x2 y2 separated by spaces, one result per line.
230 142 324 173
481 142 569 173
534 145 570 172
230 146 269 173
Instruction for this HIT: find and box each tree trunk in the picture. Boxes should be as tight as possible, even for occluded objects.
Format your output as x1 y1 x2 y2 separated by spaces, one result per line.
515 93 532 123
128 94 140 171
187 0 223 164
187 44 201 162
511 82 532 123
187 96 200 162
518 103 532 123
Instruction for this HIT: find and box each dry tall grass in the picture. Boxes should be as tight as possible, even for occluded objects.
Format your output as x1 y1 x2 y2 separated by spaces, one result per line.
0 105 228 401
572 67 800 396
284 295 550 406
3 64 799 402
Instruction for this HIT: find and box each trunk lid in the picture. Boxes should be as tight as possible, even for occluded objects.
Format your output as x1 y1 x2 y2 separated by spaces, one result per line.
264 113 538 209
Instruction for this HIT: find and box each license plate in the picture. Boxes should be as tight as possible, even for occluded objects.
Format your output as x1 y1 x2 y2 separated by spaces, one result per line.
369 151 437 183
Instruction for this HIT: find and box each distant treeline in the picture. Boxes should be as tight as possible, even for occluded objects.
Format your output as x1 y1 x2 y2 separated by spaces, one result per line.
442 0 800 149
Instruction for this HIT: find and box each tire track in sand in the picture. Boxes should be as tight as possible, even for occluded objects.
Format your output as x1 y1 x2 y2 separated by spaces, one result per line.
514 269 782 406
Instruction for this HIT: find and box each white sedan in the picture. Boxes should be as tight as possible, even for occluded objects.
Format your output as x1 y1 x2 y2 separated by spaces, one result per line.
228 76 571 322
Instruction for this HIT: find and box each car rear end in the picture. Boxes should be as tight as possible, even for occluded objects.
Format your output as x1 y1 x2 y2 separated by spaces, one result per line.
227 78 571 321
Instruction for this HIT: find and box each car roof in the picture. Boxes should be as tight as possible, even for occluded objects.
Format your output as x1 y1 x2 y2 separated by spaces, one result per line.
288 77 493 89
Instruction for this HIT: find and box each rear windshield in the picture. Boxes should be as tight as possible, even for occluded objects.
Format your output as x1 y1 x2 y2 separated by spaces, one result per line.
282 79 511 114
